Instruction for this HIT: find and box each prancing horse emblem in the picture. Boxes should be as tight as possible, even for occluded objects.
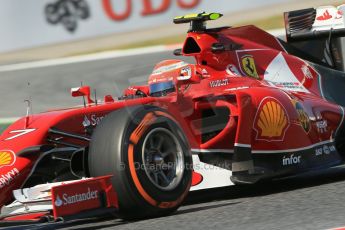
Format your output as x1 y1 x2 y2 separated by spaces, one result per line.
241 55 259 79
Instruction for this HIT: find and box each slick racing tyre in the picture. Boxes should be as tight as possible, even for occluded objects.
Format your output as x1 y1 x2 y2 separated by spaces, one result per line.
88 106 192 219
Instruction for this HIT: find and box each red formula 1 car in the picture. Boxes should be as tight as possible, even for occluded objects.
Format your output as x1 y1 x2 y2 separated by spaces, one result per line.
1 8 345 222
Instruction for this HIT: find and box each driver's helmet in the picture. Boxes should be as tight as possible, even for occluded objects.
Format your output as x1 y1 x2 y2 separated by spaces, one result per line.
148 59 189 97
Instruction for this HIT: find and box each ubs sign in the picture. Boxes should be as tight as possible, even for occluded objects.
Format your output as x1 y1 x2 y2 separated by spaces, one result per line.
103 0 201 21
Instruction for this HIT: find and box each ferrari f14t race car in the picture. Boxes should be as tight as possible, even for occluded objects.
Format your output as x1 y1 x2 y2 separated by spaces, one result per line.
0 6 345 222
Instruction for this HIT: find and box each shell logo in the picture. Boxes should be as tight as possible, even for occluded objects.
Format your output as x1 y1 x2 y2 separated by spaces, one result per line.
254 98 290 141
0 150 16 169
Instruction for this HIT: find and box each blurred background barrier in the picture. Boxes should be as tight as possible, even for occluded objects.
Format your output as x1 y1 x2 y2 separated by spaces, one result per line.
0 0 343 65
0 0 293 53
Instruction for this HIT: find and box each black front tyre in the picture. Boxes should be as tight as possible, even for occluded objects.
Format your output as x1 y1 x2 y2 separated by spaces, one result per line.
88 106 192 219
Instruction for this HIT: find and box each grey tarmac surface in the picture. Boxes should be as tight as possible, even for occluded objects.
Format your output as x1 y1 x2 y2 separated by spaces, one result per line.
0 51 192 118
1 51 345 230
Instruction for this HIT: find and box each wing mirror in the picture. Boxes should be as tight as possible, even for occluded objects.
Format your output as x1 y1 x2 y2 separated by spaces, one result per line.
211 43 225 52
71 86 94 104
212 42 243 52
173 48 182 56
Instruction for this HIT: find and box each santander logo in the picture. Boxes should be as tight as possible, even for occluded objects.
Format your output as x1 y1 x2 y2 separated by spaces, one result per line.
55 195 63 207
54 187 98 207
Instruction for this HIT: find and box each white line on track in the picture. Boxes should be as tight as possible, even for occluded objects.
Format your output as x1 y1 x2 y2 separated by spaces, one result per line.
0 29 285 73
0 45 171 73
0 118 18 124
329 226 345 230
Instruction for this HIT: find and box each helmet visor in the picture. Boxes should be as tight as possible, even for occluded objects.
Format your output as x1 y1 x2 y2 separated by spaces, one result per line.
149 81 175 97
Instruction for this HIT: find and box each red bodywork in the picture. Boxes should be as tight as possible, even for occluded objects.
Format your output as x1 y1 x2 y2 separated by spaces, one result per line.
0 25 344 207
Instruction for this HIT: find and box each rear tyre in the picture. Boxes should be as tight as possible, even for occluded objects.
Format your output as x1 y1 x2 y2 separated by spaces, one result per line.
88 106 192 219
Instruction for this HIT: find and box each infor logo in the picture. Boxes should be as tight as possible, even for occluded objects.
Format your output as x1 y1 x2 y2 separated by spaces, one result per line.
282 154 301 166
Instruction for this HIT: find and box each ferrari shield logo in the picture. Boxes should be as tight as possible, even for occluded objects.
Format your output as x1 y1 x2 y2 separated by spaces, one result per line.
241 55 259 79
